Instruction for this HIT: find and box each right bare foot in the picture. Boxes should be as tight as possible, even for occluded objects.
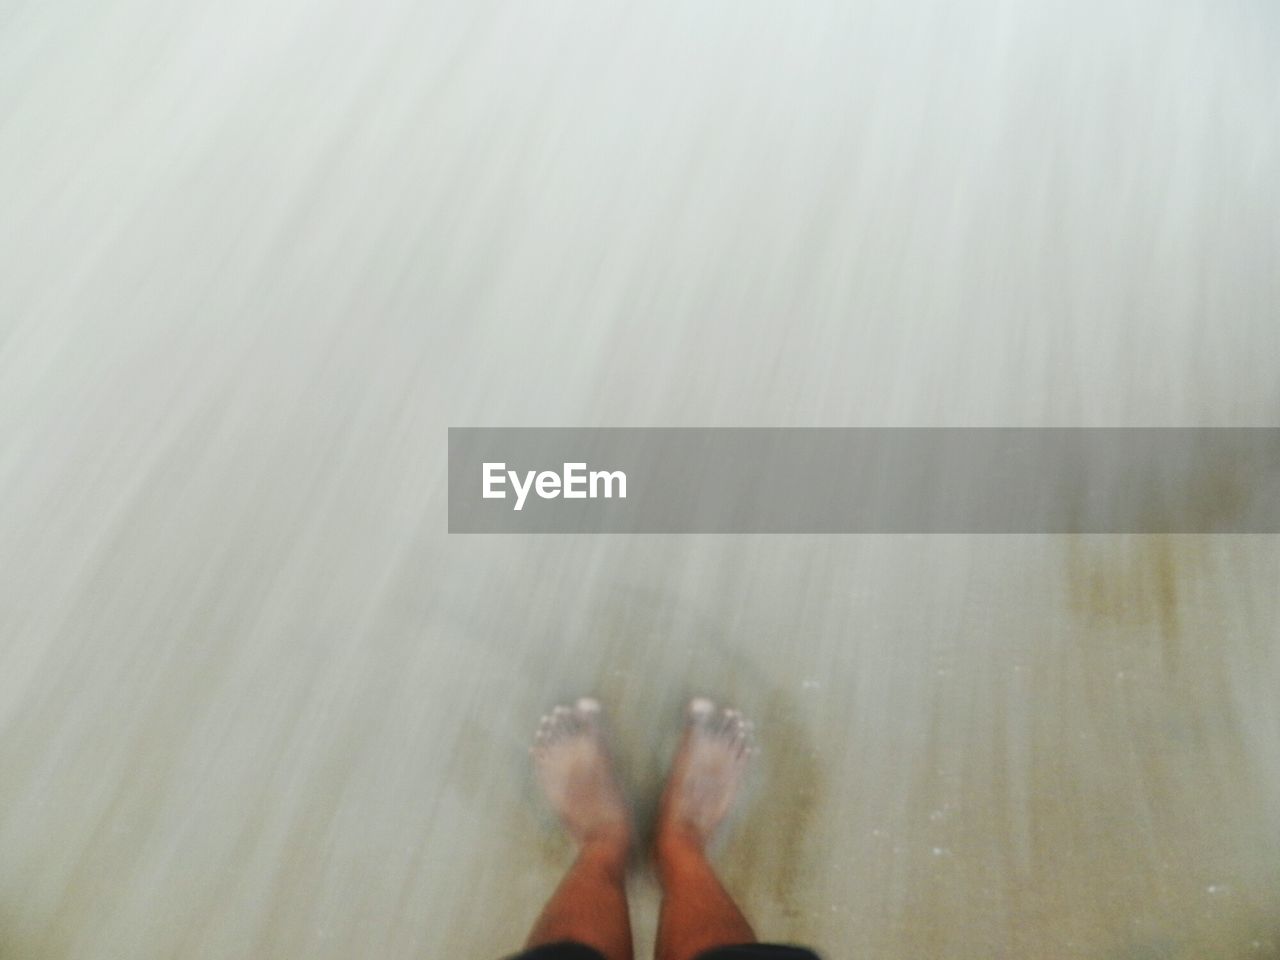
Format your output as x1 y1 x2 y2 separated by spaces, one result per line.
655 698 754 852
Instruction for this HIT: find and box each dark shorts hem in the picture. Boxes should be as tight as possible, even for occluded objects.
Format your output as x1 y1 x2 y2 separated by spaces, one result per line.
510 941 820 960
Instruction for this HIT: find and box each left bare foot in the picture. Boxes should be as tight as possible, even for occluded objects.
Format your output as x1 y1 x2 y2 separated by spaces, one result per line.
532 698 631 855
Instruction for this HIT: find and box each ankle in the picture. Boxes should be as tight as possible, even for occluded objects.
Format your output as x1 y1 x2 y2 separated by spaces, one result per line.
653 822 707 871
578 827 631 873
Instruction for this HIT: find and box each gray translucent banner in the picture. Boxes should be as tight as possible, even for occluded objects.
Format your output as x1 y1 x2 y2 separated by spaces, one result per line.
448 428 1280 533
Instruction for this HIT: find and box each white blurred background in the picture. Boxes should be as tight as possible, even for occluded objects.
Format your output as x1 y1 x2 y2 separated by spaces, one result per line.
1 1 1278 957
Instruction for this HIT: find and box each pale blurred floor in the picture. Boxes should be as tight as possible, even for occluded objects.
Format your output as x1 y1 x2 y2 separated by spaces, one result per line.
1 1 1279 958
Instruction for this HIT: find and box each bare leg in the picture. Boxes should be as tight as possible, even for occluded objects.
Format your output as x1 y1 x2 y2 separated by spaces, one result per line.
526 698 633 960
653 699 757 960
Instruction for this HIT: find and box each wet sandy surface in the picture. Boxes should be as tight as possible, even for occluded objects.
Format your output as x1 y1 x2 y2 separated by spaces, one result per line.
2 1 1278 958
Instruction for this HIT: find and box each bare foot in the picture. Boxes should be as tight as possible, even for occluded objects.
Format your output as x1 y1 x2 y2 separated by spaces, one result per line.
532 698 631 854
656 698 753 852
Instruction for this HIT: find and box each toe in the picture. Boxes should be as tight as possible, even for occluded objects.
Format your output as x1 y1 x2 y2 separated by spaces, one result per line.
551 705 575 733
715 709 739 737
688 697 715 723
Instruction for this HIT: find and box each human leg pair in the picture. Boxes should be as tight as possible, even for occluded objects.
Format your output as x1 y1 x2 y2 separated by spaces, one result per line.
519 697 811 960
